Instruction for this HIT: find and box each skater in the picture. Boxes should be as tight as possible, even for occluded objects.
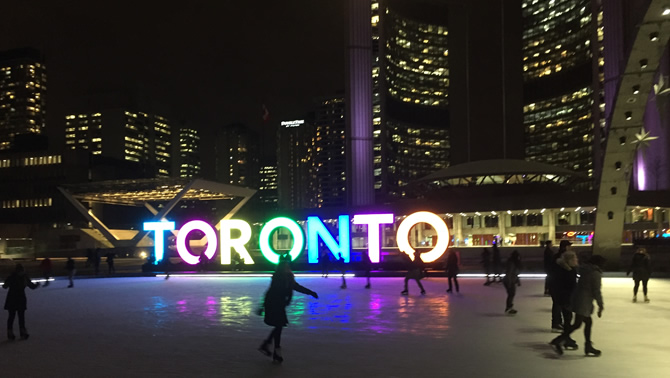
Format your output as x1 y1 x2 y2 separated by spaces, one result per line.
543 240 554 295
3 264 39 340
550 255 605 357
549 250 579 349
401 251 426 295
361 250 372 289
258 260 318 363
627 247 651 303
93 248 101 275
65 257 76 288
334 253 347 289
445 249 459 293
549 240 572 332
481 248 492 285
492 242 502 282
40 257 52 286
502 250 521 314
320 249 329 278
106 252 116 275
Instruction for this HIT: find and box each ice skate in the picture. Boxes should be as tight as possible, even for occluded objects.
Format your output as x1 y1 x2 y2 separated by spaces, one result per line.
401 290 408 295
7 329 15 341
420 289 426 295
258 341 272 357
19 328 29 340
505 308 517 315
632 295 637 303
564 338 579 350
584 342 601 356
273 347 283 363
644 295 650 303
365 283 370 289
549 337 564 355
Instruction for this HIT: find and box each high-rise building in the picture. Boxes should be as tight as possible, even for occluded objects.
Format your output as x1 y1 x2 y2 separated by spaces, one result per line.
175 127 201 178
214 123 259 188
64 109 172 177
258 163 279 208
277 119 316 209
521 0 604 188
0 48 47 151
368 0 450 200
313 97 347 208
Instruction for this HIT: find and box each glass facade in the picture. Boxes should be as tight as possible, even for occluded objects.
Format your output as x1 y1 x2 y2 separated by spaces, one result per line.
65 110 172 177
372 0 450 199
0 50 47 150
214 123 259 188
313 97 346 208
522 0 603 187
177 128 200 178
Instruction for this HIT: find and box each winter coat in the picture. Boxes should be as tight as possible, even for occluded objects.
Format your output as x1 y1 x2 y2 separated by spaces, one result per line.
570 263 604 317
262 272 315 327
549 257 577 306
543 247 554 273
502 258 521 288
628 252 651 281
405 254 425 280
445 252 459 278
3 272 38 311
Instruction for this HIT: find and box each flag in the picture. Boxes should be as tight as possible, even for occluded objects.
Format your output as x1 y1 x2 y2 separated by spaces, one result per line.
262 104 270 122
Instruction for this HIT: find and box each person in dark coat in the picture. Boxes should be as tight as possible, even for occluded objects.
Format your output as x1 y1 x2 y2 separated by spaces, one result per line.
550 255 605 357
93 248 101 275
65 257 76 288
334 253 347 289
401 251 426 295
258 260 318 363
40 258 52 287
543 240 554 295
320 249 329 278
502 250 522 314
481 248 492 286
549 240 572 332
361 251 372 289
3 264 39 340
106 252 116 275
445 249 460 293
492 243 502 282
627 248 651 303
549 250 579 349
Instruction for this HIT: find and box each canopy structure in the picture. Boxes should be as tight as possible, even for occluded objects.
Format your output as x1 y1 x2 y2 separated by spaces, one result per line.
417 159 580 187
58 178 256 248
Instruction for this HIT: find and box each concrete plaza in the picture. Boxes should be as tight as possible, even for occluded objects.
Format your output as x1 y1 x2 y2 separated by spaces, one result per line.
1 275 668 377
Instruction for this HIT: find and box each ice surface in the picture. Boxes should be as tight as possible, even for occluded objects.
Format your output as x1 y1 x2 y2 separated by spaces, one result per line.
1 275 668 377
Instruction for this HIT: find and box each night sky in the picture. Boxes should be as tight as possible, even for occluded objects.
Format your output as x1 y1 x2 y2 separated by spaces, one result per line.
1 0 346 157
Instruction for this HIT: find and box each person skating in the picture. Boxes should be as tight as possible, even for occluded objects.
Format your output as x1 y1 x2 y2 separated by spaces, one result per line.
65 257 76 288
445 249 459 293
3 264 39 340
258 260 318 363
401 251 426 295
361 250 372 289
39 258 52 287
502 250 521 314
481 248 492 286
549 240 571 332
550 255 606 357
627 248 651 303
106 252 116 275
334 253 347 289
549 250 579 349
492 242 502 282
319 249 329 278
542 240 554 296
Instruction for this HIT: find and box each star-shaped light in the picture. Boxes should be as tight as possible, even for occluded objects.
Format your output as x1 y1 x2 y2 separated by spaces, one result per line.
631 128 659 149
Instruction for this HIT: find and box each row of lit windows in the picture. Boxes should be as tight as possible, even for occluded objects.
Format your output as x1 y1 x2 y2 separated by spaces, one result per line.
0 155 61 168
2 198 52 209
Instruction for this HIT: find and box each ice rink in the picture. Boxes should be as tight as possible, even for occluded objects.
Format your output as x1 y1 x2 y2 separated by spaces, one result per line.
1 274 668 377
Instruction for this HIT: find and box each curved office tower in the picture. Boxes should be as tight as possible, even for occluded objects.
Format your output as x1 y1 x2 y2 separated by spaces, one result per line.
371 0 450 201
522 0 604 189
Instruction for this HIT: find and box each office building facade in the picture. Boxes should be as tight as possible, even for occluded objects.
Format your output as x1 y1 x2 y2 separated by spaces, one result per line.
214 123 259 188
0 48 47 151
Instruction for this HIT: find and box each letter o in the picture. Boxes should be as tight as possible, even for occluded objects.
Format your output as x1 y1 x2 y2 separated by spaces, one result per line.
396 211 450 263
177 220 218 265
259 217 305 264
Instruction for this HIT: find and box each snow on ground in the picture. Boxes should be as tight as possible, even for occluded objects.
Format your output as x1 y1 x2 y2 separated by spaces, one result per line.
1 275 668 377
